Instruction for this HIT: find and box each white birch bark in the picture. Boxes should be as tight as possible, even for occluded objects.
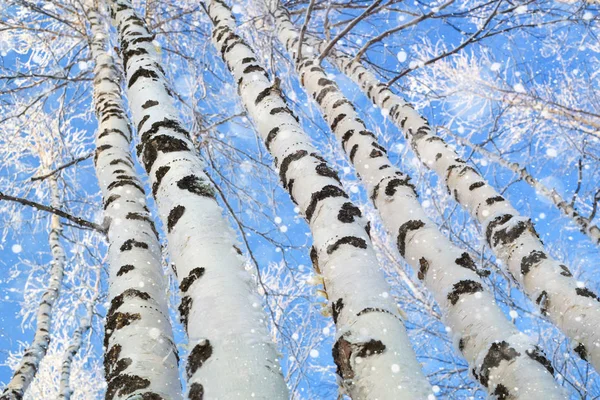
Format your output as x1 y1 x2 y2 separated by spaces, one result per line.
272 9 600 374
86 8 182 400
271 8 566 399
108 1 288 398
57 290 95 400
1 177 66 400
446 130 600 244
208 2 433 398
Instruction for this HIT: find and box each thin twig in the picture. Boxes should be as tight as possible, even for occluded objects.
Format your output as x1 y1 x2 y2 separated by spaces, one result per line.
31 153 93 182
317 0 382 63
296 0 317 63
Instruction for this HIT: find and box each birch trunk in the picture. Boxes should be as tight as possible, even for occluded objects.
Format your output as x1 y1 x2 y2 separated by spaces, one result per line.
86 8 182 400
446 130 600 244
272 9 600 374
108 1 288 398
207 2 433 398
271 8 566 398
1 177 65 400
57 288 96 400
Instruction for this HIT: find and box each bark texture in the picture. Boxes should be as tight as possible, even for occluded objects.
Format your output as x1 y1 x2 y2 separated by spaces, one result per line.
272 7 600 374
108 1 288 398
1 177 66 400
272 8 566 398
87 8 183 400
208 1 433 398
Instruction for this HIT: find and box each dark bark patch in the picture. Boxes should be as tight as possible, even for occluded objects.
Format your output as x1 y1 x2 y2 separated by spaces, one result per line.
315 163 341 183
525 346 554 374
385 177 415 197
142 100 159 109
187 340 213 379
574 342 587 361
152 165 171 197
418 257 429 281
117 264 135 276
180 267 205 293
349 144 359 163
576 287 600 302
327 236 367 254
332 298 344 324
120 239 149 252
177 175 215 198
188 383 204 400
255 86 272 105
269 107 298 122
310 246 320 274
105 312 141 347
520 250 547 276
535 290 549 316
469 181 485 190
486 196 505 206
316 86 337 104
478 341 520 387
559 264 572 277
128 67 159 88
279 150 308 189
333 99 351 109
305 185 349 221
265 127 279 150
142 134 190 172
104 194 121 210
126 212 159 239
341 130 354 150
492 384 510 400
447 280 483 305
332 336 386 381
106 374 151 400
179 296 192 330
337 202 361 223
167 205 185 233
141 119 189 143
330 113 346 132
397 220 425 257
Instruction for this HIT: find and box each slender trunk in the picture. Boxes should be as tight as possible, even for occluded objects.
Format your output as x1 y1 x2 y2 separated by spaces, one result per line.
1 177 66 400
274 9 600 374
58 272 99 400
271 8 566 398
86 8 183 400
446 129 600 244
207 2 433 398
108 1 288 398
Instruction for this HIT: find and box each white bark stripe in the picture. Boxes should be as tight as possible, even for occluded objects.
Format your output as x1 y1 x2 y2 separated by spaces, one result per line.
273 9 567 399
108 1 288 399
275 8 600 375
0 177 66 400
208 2 433 399
86 8 183 400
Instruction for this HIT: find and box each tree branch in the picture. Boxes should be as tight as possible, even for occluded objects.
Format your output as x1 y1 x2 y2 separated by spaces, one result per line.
0 192 106 234
31 153 93 182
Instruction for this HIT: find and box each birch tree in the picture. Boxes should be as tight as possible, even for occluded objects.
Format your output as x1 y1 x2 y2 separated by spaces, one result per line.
108 0 288 397
85 7 183 399
0 176 66 400
253 6 567 398
205 1 433 398
266 4 600 376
